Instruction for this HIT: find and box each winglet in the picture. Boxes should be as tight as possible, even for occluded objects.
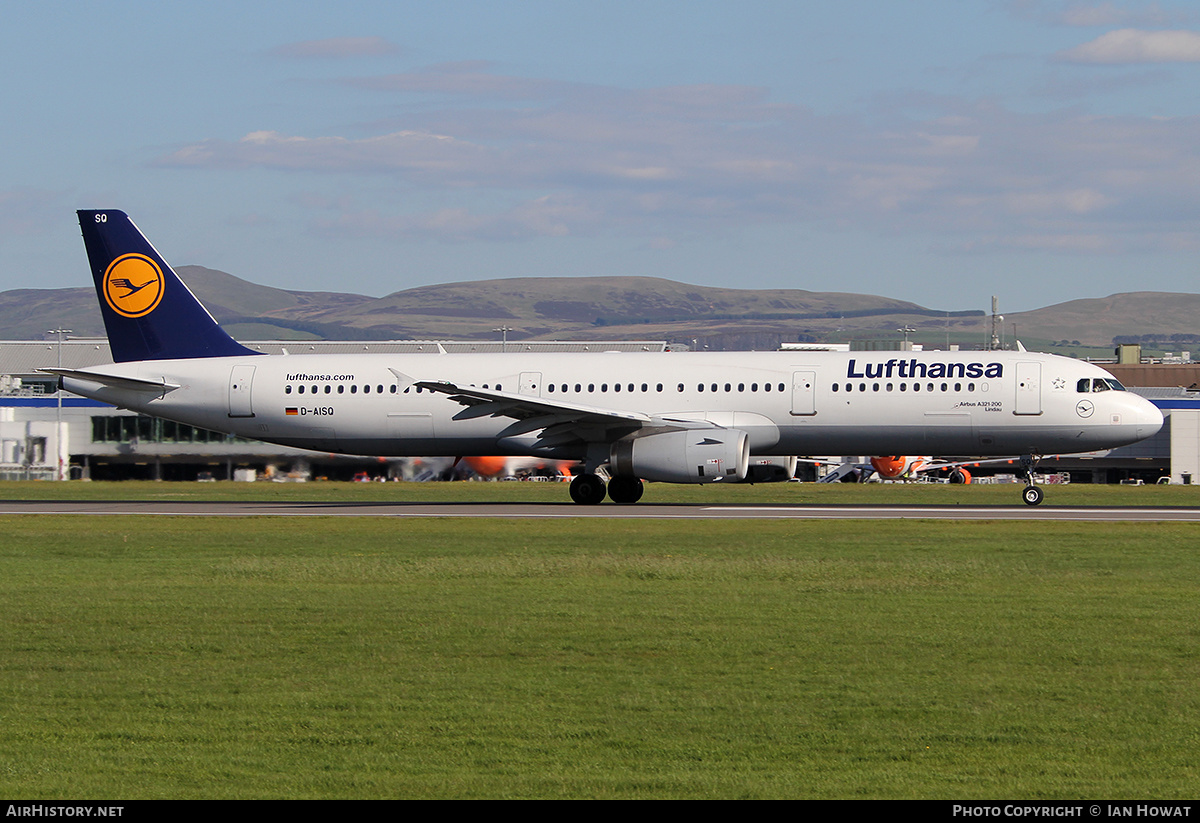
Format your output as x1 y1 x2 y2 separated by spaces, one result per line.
77 210 260 363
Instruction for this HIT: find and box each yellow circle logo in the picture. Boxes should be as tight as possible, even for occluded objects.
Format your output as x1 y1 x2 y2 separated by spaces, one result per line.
103 254 164 318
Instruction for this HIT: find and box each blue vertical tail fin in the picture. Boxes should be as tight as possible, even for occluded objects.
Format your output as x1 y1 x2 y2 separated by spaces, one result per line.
78 210 260 362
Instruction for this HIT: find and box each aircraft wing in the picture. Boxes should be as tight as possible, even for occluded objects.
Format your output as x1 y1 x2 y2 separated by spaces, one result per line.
409 377 720 447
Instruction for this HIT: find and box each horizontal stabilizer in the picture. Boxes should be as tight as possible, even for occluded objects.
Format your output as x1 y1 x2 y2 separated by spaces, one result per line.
40 368 180 394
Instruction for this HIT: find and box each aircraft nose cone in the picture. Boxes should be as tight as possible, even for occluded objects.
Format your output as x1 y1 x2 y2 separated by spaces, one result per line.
1139 400 1164 435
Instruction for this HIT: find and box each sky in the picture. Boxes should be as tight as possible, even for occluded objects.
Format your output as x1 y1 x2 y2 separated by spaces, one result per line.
2 0 1199 314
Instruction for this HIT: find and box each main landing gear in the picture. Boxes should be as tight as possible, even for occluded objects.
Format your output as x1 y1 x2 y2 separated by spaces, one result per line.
1020 454 1043 506
568 473 644 505
569 473 606 505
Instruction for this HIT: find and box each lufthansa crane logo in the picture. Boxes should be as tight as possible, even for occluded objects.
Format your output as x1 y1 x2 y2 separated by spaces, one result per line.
103 254 165 318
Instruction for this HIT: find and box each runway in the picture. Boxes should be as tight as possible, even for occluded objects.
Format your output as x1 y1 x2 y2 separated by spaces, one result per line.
3 499 1200 521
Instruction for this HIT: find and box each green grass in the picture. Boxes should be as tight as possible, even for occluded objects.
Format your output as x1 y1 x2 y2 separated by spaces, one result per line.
0 478 1198 506
1 514 1198 798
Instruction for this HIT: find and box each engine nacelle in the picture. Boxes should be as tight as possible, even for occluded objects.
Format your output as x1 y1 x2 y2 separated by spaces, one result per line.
738 455 798 483
610 429 749 484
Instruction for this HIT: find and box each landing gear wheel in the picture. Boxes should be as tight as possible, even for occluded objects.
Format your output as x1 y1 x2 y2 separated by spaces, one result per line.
569 473 607 505
607 475 644 504
1022 484 1044 506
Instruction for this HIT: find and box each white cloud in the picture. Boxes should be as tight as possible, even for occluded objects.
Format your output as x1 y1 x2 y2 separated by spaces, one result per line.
1060 28 1200 62
154 65 1200 254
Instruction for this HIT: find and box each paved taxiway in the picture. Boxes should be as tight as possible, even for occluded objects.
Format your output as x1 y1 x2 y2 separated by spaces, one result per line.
2 500 1200 521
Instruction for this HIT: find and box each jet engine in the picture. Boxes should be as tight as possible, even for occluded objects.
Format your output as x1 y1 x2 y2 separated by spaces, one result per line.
610 429 749 484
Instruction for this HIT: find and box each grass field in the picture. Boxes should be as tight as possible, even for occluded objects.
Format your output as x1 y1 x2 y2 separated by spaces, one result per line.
0 478 1198 506
1 482 1198 798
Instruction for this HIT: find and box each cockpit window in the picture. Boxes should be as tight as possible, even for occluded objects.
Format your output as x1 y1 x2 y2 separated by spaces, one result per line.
1078 377 1127 393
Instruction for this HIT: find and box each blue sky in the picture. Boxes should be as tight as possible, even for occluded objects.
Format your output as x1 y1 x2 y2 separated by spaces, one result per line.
3 0 1199 313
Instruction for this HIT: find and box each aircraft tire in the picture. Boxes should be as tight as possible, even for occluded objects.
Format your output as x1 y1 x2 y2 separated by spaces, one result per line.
569 473 607 505
1022 485 1044 506
607 475 644 504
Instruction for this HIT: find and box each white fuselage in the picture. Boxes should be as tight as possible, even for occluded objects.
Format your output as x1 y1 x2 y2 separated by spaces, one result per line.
61 349 1163 462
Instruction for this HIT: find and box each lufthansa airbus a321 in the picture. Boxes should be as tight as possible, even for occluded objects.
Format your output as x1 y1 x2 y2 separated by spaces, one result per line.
46 210 1163 506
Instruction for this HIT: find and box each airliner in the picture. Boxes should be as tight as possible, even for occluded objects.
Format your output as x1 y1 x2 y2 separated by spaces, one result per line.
46 210 1163 506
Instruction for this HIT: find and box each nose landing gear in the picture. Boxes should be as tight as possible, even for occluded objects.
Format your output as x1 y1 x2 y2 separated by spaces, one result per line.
1020 454 1044 506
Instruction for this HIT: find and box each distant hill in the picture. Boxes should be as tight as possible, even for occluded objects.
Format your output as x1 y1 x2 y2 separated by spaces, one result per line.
3 267 1197 351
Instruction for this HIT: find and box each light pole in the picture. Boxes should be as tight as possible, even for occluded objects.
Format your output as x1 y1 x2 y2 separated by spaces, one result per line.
493 326 512 353
47 328 71 480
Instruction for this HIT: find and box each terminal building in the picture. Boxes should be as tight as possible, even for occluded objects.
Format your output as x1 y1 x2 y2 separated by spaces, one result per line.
0 338 1193 483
